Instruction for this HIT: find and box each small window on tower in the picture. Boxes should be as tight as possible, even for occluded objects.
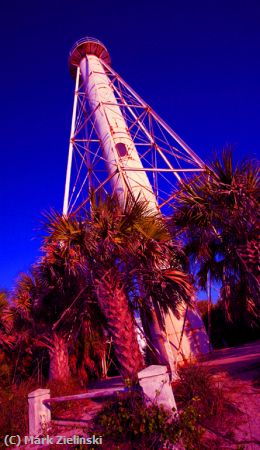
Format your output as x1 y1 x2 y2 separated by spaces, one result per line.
115 142 127 157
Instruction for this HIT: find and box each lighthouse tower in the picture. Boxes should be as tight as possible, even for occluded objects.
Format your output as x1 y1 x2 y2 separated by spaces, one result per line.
64 37 210 371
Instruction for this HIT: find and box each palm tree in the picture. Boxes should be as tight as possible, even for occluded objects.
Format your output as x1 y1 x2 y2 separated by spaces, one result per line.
37 241 110 382
0 291 14 351
12 265 107 383
44 195 193 380
12 253 86 382
0 291 15 385
44 200 144 380
11 274 41 382
34 245 82 381
172 149 260 328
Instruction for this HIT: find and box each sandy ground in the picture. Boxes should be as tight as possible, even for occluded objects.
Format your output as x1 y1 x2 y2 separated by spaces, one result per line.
203 341 260 449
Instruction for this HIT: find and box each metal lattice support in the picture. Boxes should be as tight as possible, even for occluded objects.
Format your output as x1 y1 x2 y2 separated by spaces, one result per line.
63 47 206 217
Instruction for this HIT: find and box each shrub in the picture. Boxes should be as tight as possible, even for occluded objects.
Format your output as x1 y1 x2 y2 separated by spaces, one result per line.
174 362 237 436
0 379 38 444
93 390 204 450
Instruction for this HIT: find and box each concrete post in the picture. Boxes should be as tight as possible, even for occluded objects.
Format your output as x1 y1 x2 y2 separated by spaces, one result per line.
28 389 51 435
138 365 177 413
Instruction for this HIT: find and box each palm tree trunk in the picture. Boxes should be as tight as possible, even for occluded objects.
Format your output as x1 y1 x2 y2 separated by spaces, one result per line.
49 333 70 382
96 270 144 381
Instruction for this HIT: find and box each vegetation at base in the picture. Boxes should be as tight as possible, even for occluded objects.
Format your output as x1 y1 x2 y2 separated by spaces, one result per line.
93 390 204 450
174 363 244 449
0 363 242 450
174 363 230 427
89 363 239 450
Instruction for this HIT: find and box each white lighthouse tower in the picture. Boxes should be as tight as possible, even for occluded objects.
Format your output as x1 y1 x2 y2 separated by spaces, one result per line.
64 37 210 371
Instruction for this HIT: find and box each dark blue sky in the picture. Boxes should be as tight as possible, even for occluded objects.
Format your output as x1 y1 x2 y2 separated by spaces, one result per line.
1 0 260 291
